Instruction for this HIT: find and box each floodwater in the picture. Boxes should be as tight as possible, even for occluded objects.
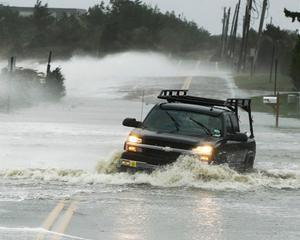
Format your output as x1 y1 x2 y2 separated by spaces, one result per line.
0 52 299 240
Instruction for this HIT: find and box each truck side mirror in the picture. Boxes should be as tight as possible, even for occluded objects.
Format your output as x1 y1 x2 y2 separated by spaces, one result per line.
122 118 142 128
226 133 248 142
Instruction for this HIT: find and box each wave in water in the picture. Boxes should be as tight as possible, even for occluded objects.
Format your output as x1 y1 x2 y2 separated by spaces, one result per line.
0 154 299 191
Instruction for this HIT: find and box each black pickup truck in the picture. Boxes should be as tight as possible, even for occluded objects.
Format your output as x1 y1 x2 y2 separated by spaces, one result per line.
118 90 256 172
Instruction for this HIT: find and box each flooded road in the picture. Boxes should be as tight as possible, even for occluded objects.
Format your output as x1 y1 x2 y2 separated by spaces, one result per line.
0 52 299 240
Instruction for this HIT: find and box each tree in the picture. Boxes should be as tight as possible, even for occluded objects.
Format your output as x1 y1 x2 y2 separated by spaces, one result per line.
254 24 298 74
0 6 24 55
31 0 54 47
81 3 107 51
290 38 300 89
284 8 300 22
54 14 83 47
0 0 213 56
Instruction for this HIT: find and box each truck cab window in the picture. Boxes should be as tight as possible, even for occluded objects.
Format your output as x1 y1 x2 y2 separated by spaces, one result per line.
230 114 240 133
225 115 234 134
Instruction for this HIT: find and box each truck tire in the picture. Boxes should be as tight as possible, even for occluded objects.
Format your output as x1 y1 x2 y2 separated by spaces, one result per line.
241 154 254 172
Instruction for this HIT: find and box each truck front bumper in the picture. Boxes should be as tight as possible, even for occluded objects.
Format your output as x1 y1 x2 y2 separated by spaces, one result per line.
117 158 158 172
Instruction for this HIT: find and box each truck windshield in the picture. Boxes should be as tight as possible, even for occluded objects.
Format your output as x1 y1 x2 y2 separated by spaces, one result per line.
143 107 222 137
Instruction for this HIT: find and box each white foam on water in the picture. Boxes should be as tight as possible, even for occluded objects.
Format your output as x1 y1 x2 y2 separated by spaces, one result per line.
1 154 299 193
12 52 231 99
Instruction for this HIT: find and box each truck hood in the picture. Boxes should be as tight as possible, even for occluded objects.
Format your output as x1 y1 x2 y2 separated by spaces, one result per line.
131 129 220 150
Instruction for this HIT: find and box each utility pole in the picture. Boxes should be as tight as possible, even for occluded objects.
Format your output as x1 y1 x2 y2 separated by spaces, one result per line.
231 0 241 61
228 5 236 58
269 42 275 83
274 58 278 96
253 0 268 72
46 50 52 76
275 92 280 128
223 7 231 57
220 7 227 58
238 5 247 71
242 0 253 71
228 0 241 60
274 59 279 129
238 0 253 72
7 56 14 113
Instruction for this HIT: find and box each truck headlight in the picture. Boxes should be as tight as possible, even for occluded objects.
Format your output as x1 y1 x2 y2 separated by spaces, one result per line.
192 145 213 162
127 135 142 144
126 134 142 152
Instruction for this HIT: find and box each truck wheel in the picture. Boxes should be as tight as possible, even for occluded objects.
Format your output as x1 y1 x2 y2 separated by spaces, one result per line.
242 155 254 172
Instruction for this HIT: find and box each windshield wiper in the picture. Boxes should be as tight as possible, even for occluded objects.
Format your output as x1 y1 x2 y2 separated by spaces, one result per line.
165 111 180 132
188 117 212 136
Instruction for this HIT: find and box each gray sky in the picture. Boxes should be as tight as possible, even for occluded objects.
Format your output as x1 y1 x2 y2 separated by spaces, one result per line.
3 0 300 34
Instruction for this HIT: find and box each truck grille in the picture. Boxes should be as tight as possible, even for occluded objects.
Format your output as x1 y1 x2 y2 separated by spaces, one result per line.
143 138 194 150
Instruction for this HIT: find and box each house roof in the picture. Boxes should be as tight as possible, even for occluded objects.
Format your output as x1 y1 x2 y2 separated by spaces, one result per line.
2 5 87 14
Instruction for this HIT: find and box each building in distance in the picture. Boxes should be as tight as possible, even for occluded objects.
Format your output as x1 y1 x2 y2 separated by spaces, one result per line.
0 5 87 18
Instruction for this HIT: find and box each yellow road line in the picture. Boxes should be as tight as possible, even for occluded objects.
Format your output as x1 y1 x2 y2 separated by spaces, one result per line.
181 76 192 90
51 201 78 240
36 200 65 240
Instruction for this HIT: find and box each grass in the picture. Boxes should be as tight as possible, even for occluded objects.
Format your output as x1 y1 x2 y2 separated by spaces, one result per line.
233 73 300 118
234 73 296 92
251 94 300 118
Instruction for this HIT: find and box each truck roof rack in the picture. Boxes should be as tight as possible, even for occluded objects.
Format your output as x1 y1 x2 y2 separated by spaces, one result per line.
158 89 226 106
158 90 250 111
158 89 188 97
158 90 254 138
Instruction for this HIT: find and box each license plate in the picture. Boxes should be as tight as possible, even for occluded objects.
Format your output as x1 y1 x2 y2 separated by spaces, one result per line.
129 161 137 168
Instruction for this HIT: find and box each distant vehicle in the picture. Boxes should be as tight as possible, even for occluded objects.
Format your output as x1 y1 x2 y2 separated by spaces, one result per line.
118 90 256 172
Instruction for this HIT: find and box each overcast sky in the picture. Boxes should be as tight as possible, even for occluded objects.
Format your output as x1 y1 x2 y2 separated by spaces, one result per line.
4 0 300 34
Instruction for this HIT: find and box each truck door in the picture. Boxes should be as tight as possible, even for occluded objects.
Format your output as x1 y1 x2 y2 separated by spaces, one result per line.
219 113 247 168
221 114 238 166
229 113 249 167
